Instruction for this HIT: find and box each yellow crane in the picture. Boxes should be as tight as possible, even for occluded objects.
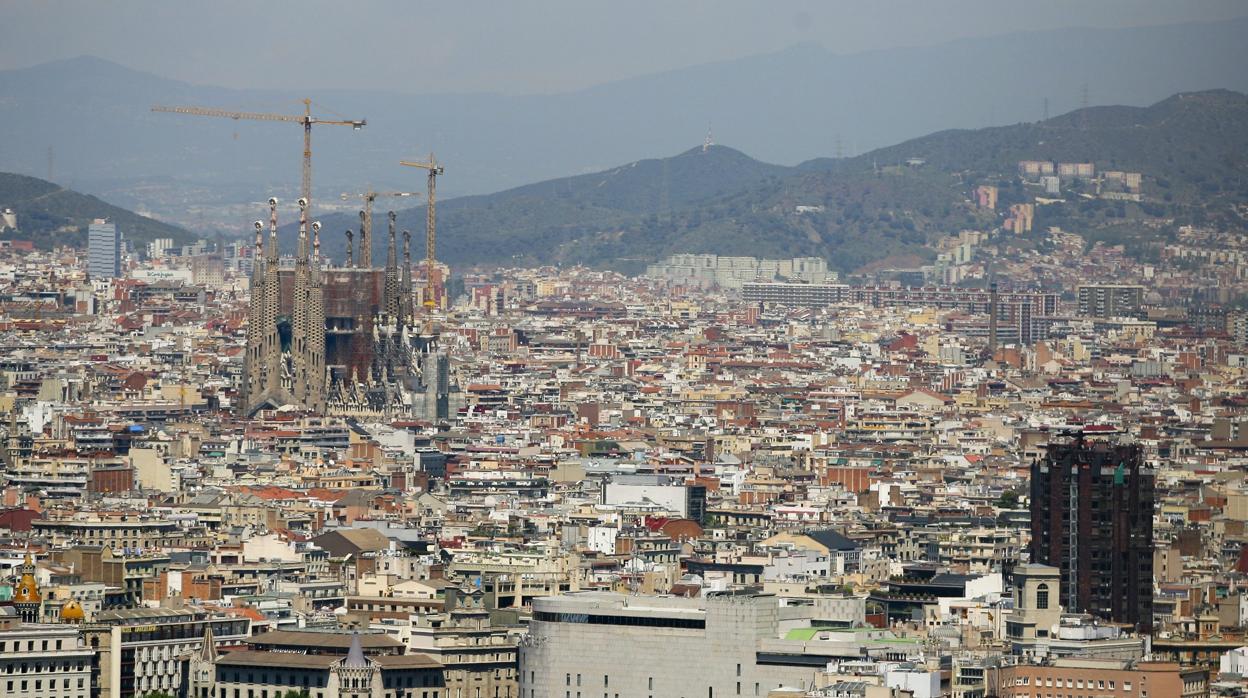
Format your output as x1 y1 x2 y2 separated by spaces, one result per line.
399 154 445 309
151 99 365 213
339 190 420 268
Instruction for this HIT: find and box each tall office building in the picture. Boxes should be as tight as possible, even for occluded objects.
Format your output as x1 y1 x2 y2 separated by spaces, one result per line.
1029 435 1154 632
87 219 121 279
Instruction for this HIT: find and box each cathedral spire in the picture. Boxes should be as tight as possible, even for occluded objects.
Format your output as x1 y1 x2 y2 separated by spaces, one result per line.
383 210 400 319
261 198 282 399
241 219 267 414
200 621 219 663
358 208 370 268
402 229 413 325
297 197 310 262
251 220 264 286
266 197 279 263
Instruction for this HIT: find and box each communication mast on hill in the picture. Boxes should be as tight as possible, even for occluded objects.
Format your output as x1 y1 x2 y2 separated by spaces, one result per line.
703 123 714 153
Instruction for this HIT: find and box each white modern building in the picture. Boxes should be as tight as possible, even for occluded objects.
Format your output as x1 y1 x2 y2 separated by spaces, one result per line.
646 254 836 290
519 591 921 698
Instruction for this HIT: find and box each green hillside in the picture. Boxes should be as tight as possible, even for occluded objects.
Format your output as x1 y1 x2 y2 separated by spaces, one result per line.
292 90 1248 274
808 90 1248 205
0 172 192 249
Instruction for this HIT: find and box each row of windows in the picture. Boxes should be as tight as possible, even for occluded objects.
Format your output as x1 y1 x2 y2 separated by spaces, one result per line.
534 673 770 697
0 639 69 653
2 661 86 674
1008 676 1128 691
5 677 86 692
215 689 440 698
533 611 705 629
219 671 440 690
550 684 763 698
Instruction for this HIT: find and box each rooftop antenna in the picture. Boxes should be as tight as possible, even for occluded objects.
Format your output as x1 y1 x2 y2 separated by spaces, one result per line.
702 123 713 153
1080 83 1090 131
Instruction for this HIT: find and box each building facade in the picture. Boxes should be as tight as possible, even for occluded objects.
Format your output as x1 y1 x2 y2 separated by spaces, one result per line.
996 658 1207 698
88 220 121 280
85 607 251 698
1077 284 1145 319
1029 437 1154 632
0 624 94 698
191 631 444 698
518 591 914 698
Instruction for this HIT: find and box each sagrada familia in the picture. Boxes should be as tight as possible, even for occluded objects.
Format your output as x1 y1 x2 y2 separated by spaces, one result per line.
239 198 452 419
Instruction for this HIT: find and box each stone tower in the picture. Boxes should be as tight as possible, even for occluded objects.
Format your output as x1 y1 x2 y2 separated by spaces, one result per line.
401 229 414 326
240 219 267 413
239 197 327 415
382 211 401 321
12 552 41 624
331 632 380 698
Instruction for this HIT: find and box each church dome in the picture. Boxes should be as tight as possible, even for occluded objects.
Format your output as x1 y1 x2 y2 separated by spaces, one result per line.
12 553 40 605
12 578 39 604
60 599 84 622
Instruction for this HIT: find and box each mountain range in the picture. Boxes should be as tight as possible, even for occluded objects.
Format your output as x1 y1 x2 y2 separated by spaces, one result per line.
2 87 1244 272
296 89 1248 274
2 17 1247 211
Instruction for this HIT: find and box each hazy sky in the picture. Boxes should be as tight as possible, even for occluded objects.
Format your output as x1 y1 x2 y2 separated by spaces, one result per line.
3 0 1246 94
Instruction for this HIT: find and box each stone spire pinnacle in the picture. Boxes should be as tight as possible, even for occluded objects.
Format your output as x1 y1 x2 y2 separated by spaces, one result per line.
266 197 279 263
402 229 413 325
358 210 368 268
344 632 368 668
383 210 400 319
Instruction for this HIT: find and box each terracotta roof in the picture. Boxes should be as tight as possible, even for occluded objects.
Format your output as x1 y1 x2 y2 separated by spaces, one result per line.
218 650 335 669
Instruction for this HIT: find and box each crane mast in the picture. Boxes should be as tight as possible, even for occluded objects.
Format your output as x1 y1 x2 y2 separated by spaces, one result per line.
399 154 444 309
152 99 365 214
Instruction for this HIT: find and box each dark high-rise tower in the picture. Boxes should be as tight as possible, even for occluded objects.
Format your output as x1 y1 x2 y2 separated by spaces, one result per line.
1029 435 1154 632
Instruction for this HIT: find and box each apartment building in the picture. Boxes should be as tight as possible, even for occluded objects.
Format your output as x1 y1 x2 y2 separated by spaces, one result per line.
996 658 1207 698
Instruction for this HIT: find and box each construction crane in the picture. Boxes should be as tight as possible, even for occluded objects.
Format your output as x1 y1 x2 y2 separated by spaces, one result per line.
399 154 445 309
339 190 419 268
151 99 365 213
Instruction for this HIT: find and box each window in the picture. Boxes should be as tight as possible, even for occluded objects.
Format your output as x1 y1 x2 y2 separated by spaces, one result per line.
1036 583 1049 609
